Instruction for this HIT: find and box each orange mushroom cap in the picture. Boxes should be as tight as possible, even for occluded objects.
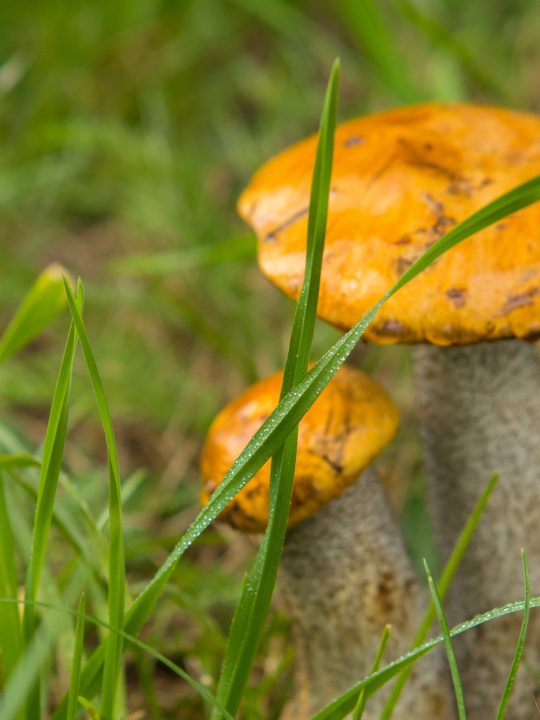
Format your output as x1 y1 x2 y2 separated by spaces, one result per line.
200 365 399 532
239 103 540 345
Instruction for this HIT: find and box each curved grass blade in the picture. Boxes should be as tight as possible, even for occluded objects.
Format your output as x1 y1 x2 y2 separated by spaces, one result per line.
53 168 540 720
63 279 126 719
312 594 540 720
22 282 82 719
211 58 340 719
496 550 530 719
66 593 86 720
112 235 254 275
424 560 467 719
352 624 390 720
0 454 40 470
0 264 69 364
381 474 499 717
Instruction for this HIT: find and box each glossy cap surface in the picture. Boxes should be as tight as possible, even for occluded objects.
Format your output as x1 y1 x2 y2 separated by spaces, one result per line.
239 103 540 345
200 365 399 532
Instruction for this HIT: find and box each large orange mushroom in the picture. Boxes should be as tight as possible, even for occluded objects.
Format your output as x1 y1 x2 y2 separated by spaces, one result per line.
201 366 453 718
238 103 540 718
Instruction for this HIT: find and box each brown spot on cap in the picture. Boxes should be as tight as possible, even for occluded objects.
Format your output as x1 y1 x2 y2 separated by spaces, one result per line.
373 319 410 339
344 135 366 147
500 287 540 315
446 288 467 308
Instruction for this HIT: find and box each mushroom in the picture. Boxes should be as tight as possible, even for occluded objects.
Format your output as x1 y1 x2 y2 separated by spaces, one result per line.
237 102 540 717
201 365 454 718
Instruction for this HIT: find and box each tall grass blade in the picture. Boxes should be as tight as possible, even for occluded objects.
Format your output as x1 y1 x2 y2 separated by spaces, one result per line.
424 560 466 719
22 283 82 719
381 474 499 717
496 550 530 719
211 58 340 719
52 168 540 719
63 278 126 719
0 472 23 686
0 264 68 364
352 624 390 720
66 593 86 720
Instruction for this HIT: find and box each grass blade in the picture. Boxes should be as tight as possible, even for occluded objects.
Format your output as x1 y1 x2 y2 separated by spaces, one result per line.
496 550 530 719
380 474 499 717
352 624 390 720
0 264 68 364
0 455 40 470
66 593 86 720
63 279 126 719
424 560 466 719
0 597 234 720
112 235 254 275
312 592 540 720
211 58 340 719
52 168 540 720
22 283 82 719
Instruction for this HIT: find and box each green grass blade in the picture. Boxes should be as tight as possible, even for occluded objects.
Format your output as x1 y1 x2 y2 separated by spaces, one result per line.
0 455 41 470
424 560 466 719
312 593 540 720
63 279 126 719
53 170 540 720
13 469 107 585
22 283 82 719
0 472 23 686
0 597 234 720
51 574 540 720
352 624 390 720
0 264 68 365
211 58 340 719
380 474 499 717
112 235 254 275
496 550 530 719
66 593 86 720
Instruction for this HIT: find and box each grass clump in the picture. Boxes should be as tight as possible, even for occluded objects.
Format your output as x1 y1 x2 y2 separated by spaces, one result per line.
1 2 540 717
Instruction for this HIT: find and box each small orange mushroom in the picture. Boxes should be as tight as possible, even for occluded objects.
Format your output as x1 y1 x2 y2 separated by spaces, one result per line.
200 365 398 531
201 366 453 718
238 102 540 717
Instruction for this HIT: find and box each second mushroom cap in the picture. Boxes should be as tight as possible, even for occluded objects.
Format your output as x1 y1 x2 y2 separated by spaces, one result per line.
200 365 399 532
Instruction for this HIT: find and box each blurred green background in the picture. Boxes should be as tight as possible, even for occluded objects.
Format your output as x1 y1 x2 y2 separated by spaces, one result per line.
0 0 539 716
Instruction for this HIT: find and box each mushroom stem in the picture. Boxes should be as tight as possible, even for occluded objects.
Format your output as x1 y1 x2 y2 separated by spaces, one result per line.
279 466 454 719
413 339 540 718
